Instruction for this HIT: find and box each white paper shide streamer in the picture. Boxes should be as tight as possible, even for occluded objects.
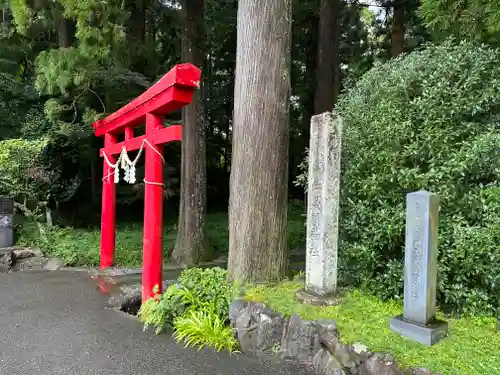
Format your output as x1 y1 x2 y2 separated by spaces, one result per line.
102 139 165 186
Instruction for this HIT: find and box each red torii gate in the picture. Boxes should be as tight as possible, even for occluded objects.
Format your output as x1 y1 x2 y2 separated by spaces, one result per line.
93 63 201 302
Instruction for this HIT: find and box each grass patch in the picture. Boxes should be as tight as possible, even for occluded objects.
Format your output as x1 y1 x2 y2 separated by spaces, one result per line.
245 281 500 375
173 309 239 352
16 202 306 267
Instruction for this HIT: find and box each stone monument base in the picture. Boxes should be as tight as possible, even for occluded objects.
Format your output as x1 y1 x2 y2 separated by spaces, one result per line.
390 315 448 346
296 288 342 306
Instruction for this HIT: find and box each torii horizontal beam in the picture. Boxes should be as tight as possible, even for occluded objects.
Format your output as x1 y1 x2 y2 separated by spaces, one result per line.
98 125 182 156
93 63 200 137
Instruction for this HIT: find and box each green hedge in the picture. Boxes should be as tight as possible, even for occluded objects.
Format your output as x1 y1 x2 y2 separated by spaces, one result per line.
302 42 500 315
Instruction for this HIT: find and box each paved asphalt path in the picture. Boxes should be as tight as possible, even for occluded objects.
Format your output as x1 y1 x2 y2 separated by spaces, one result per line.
0 270 312 375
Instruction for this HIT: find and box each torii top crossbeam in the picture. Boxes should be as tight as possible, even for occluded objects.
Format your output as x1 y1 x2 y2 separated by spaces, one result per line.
93 63 201 301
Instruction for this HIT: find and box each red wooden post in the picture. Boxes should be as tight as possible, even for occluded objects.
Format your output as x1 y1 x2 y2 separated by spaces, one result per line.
142 113 165 301
100 133 117 269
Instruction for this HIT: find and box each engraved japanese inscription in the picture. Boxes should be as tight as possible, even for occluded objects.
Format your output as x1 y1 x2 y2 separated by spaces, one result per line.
403 191 439 325
305 112 342 296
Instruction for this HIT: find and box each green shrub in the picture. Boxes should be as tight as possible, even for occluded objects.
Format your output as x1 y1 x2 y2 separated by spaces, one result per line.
173 309 239 352
177 267 235 318
138 267 236 334
299 42 500 315
138 284 187 334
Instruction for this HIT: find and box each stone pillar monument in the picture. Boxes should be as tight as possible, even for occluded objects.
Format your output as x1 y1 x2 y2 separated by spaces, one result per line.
390 191 448 346
297 112 342 305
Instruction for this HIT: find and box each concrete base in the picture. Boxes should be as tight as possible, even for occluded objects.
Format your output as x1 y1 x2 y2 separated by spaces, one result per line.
296 289 342 306
390 315 448 346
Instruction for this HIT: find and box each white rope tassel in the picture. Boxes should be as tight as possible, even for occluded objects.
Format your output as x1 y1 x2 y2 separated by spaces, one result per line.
101 139 165 186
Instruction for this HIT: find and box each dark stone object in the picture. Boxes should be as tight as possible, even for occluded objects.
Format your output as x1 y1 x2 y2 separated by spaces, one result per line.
0 197 14 214
317 319 337 335
350 342 373 362
0 198 14 248
359 353 403 375
107 280 176 315
235 301 286 356
229 299 248 327
390 316 448 347
12 248 37 260
0 248 15 273
230 299 439 375
312 349 346 375
0 215 14 248
317 324 361 373
281 314 321 364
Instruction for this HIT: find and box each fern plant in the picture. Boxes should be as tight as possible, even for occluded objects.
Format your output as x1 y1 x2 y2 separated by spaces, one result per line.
173 308 239 353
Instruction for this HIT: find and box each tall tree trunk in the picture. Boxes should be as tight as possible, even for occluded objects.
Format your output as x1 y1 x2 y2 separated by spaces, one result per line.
228 0 291 283
130 0 147 43
172 0 209 265
391 0 405 57
57 18 74 47
314 0 341 114
51 3 74 48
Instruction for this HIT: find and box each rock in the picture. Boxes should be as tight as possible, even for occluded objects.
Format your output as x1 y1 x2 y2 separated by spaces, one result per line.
107 280 176 315
281 314 322 364
359 353 403 375
0 249 14 272
12 256 48 271
235 301 286 356
332 341 360 370
318 322 339 352
317 319 337 334
12 249 35 260
313 348 346 375
43 258 65 271
12 247 42 260
229 299 248 327
107 284 141 314
352 343 370 356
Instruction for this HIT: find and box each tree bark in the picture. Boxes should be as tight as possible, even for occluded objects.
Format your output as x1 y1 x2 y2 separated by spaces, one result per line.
57 18 74 48
391 0 405 57
228 0 291 283
51 2 74 48
314 0 341 114
129 0 147 43
172 0 209 265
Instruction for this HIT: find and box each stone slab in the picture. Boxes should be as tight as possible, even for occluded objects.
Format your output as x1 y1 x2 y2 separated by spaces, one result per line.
296 289 341 307
12 256 48 272
403 191 439 325
390 315 448 346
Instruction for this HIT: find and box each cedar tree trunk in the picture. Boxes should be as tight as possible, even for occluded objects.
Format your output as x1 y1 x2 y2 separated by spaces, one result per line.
391 0 405 57
228 0 291 283
172 0 209 265
314 0 341 114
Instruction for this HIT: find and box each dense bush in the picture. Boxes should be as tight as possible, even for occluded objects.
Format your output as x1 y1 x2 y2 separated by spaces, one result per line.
138 267 237 351
300 42 500 315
